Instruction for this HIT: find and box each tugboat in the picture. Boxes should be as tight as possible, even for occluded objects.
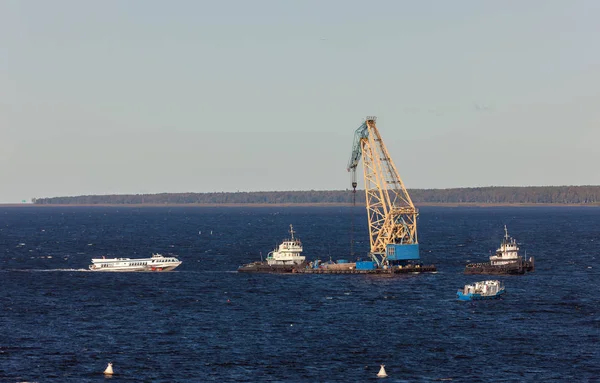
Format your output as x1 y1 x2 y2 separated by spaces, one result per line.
237 225 308 273
457 280 505 301
464 226 534 275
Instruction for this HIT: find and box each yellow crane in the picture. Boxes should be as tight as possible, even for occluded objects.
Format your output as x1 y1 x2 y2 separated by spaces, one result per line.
347 116 419 266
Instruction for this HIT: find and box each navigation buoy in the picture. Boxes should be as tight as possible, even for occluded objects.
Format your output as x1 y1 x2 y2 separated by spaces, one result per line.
377 364 387 378
104 362 114 375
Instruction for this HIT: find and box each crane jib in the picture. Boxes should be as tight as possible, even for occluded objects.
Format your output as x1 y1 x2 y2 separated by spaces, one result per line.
347 123 369 171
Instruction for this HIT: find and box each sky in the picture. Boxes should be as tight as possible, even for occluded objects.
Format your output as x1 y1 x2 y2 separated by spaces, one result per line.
1 0 599 203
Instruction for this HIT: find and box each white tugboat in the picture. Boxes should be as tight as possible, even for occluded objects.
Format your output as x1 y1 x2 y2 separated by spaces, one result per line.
266 224 305 265
464 226 534 275
89 253 182 272
238 224 307 273
457 280 506 301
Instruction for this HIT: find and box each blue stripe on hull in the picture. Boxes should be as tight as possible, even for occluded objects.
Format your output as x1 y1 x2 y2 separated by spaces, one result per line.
457 289 505 301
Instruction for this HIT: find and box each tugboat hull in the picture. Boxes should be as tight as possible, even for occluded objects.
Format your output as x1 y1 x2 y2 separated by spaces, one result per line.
237 262 307 273
464 259 534 275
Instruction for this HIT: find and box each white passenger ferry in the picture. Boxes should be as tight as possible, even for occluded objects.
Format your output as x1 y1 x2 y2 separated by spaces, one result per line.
89 253 181 272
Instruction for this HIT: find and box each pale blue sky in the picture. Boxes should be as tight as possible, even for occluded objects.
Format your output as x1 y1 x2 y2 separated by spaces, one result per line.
1 1 599 202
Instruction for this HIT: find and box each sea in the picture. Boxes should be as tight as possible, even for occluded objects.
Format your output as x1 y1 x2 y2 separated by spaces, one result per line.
0 206 598 383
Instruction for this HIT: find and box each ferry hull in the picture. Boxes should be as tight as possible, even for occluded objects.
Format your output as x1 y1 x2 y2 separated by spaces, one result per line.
89 265 180 272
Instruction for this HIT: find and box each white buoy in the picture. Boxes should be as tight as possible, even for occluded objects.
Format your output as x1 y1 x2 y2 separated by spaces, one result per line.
377 364 387 378
104 362 114 375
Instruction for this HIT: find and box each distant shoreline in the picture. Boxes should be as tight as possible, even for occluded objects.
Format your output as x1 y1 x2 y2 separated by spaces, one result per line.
2 202 599 208
28 186 600 206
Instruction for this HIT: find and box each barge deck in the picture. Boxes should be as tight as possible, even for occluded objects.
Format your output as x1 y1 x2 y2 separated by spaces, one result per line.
294 264 437 274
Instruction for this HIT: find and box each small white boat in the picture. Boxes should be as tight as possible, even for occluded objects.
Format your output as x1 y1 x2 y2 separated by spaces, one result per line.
457 280 505 301
89 253 181 272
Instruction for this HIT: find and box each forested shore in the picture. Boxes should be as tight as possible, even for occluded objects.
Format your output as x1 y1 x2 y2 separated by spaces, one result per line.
31 186 600 206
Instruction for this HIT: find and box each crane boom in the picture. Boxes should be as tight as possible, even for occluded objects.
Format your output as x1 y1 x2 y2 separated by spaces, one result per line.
347 116 419 266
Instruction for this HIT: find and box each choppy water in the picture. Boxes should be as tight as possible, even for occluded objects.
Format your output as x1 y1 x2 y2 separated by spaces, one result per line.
1 206 598 382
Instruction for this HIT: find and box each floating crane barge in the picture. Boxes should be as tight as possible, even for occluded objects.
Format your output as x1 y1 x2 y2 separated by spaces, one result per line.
238 116 436 275
343 116 436 273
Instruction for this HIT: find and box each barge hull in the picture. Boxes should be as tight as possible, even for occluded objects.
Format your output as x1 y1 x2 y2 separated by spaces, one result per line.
297 264 436 274
238 264 437 274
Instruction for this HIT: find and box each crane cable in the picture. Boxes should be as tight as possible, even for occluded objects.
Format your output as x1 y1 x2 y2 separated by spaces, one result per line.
350 169 357 258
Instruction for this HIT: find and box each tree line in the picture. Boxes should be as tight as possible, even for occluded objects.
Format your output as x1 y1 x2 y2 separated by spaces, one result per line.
31 186 600 205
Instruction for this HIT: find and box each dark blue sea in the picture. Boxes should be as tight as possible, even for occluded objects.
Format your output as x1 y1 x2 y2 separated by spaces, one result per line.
1 206 598 382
